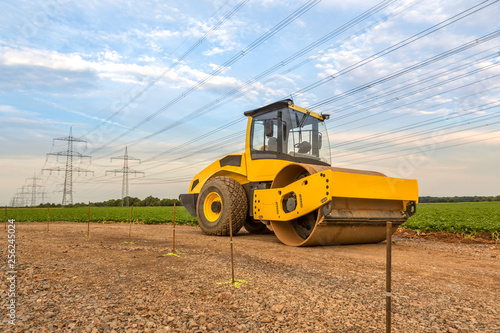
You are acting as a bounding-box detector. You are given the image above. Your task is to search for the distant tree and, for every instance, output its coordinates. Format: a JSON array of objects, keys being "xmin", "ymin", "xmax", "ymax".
[
  {"xmin": 160, "ymin": 198, "xmax": 172, "ymax": 206},
  {"xmin": 142, "ymin": 195, "xmax": 160, "ymax": 206},
  {"xmin": 127, "ymin": 196, "xmax": 142, "ymax": 206},
  {"xmin": 160, "ymin": 198, "xmax": 182, "ymax": 206},
  {"xmin": 104, "ymin": 199, "xmax": 121, "ymax": 207},
  {"xmin": 419, "ymin": 196, "xmax": 500, "ymax": 203}
]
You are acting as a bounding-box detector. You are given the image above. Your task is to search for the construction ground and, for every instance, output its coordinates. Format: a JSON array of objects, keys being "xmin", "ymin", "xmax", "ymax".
[{"xmin": 1, "ymin": 222, "xmax": 499, "ymax": 332}]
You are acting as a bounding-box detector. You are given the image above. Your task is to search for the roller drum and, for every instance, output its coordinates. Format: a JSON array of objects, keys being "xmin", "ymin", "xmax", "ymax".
[{"xmin": 269, "ymin": 164, "xmax": 407, "ymax": 247}]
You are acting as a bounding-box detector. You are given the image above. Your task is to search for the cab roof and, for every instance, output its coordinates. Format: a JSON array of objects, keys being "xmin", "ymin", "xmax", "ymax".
[{"xmin": 243, "ymin": 99, "xmax": 327, "ymax": 121}]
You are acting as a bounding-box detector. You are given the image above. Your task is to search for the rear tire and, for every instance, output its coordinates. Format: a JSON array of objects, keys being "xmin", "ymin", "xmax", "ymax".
[
  {"xmin": 196, "ymin": 176, "xmax": 246, "ymax": 236},
  {"xmin": 244, "ymin": 217, "xmax": 273, "ymax": 234}
]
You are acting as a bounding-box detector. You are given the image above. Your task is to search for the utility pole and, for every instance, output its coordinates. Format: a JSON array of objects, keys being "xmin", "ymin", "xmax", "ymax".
[
  {"xmin": 106, "ymin": 147, "xmax": 144, "ymax": 206},
  {"xmin": 43, "ymin": 127, "xmax": 93, "ymax": 206}
]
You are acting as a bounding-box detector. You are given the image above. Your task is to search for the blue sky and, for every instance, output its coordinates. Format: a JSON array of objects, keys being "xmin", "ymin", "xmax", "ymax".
[{"xmin": 1, "ymin": 0, "xmax": 499, "ymax": 206}]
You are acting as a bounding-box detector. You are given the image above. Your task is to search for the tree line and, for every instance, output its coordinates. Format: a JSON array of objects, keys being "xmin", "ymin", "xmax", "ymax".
[
  {"xmin": 419, "ymin": 195, "xmax": 500, "ymax": 203},
  {"xmin": 37, "ymin": 196, "xmax": 182, "ymax": 208},
  {"xmin": 33, "ymin": 194, "xmax": 500, "ymax": 208}
]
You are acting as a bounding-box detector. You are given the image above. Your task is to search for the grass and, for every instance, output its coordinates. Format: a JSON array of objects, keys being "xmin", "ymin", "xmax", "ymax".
[
  {"xmin": 403, "ymin": 201, "xmax": 500, "ymax": 237},
  {"xmin": 4, "ymin": 202, "xmax": 499, "ymax": 237},
  {"xmin": 3, "ymin": 206, "xmax": 197, "ymax": 225}
]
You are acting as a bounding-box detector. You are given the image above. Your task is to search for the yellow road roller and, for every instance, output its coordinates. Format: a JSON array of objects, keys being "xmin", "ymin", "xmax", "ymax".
[{"xmin": 179, "ymin": 99, "xmax": 418, "ymax": 246}]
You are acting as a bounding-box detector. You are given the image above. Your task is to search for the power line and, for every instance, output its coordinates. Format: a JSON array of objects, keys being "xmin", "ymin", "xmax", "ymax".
[
  {"xmin": 85, "ymin": 0, "xmax": 250, "ymax": 136},
  {"xmin": 329, "ymin": 64, "xmax": 500, "ymax": 131},
  {"xmin": 324, "ymin": 42, "xmax": 500, "ymax": 113},
  {"xmin": 100, "ymin": 0, "xmax": 497, "ymax": 162},
  {"xmin": 119, "ymin": 33, "xmax": 500, "ymax": 175},
  {"xmin": 101, "ymin": 0, "xmax": 411, "ymax": 154},
  {"xmin": 329, "ymin": 82, "xmax": 500, "ymax": 151},
  {"xmin": 90, "ymin": 0, "xmax": 322, "ymax": 155},
  {"xmin": 294, "ymin": 0, "xmax": 500, "ymax": 104},
  {"xmin": 332, "ymin": 103, "xmax": 500, "ymax": 159},
  {"xmin": 88, "ymin": 66, "xmax": 500, "ymax": 185},
  {"xmin": 47, "ymin": 1, "xmax": 500, "ymax": 197},
  {"xmin": 334, "ymin": 125, "xmax": 500, "ymax": 167},
  {"xmin": 309, "ymin": 30, "xmax": 500, "ymax": 111},
  {"xmin": 324, "ymin": 49, "xmax": 500, "ymax": 124}
]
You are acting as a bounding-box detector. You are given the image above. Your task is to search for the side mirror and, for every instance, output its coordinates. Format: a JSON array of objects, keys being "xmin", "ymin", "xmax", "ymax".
[{"xmin": 264, "ymin": 119, "xmax": 274, "ymax": 137}]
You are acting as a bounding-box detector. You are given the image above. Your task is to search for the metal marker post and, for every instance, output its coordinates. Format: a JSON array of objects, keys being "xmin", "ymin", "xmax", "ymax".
[
  {"xmin": 229, "ymin": 214, "xmax": 235, "ymax": 284},
  {"xmin": 47, "ymin": 205, "xmax": 50, "ymax": 232},
  {"xmin": 172, "ymin": 203, "xmax": 176, "ymax": 254},
  {"xmin": 129, "ymin": 205, "xmax": 134, "ymax": 242},
  {"xmin": 386, "ymin": 222, "xmax": 392, "ymax": 333},
  {"xmin": 5, "ymin": 206, "xmax": 7, "ymax": 230},
  {"xmin": 87, "ymin": 202, "xmax": 90, "ymax": 236}
]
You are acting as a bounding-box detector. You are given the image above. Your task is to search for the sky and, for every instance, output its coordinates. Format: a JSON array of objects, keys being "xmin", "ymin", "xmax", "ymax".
[{"xmin": 1, "ymin": 0, "xmax": 499, "ymax": 206}]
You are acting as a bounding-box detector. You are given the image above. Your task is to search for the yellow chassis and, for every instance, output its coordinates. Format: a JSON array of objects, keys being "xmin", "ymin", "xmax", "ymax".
[{"xmin": 253, "ymin": 170, "xmax": 418, "ymax": 221}]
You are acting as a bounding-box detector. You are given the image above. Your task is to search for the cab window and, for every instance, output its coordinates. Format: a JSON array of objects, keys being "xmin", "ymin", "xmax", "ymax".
[{"xmin": 250, "ymin": 111, "xmax": 279, "ymax": 159}]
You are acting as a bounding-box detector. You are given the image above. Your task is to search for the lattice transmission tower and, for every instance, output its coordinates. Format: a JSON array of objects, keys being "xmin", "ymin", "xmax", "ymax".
[
  {"xmin": 106, "ymin": 147, "xmax": 144, "ymax": 206},
  {"xmin": 25, "ymin": 173, "xmax": 46, "ymax": 206},
  {"xmin": 10, "ymin": 186, "xmax": 30, "ymax": 207},
  {"xmin": 43, "ymin": 127, "xmax": 93, "ymax": 206}
]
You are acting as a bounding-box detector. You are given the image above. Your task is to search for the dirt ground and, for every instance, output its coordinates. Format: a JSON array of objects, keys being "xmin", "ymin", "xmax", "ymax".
[{"xmin": 1, "ymin": 222, "xmax": 499, "ymax": 332}]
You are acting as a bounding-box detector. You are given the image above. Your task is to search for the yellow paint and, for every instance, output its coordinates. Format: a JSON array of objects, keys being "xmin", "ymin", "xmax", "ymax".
[
  {"xmin": 216, "ymin": 279, "xmax": 251, "ymax": 289},
  {"xmin": 188, "ymin": 154, "xmax": 249, "ymax": 193},
  {"xmin": 162, "ymin": 252, "xmax": 185, "ymax": 257},
  {"xmin": 203, "ymin": 192, "xmax": 222, "ymax": 222},
  {"xmin": 254, "ymin": 170, "xmax": 418, "ymax": 221},
  {"xmin": 245, "ymin": 158, "xmax": 291, "ymax": 182},
  {"xmin": 289, "ymin": 103, "xmax": 325, "ymax": 121}
]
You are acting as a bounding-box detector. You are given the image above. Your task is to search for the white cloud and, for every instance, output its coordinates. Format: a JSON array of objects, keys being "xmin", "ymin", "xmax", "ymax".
[
  {"xmin": 0, "ymin": 45, "xmax": 157, "ymax": 86},
  {"xmin": 208, "ymin": 63, "xmax": 232, "ymax": 73},
  {"xmin": 0, "ymin": 105, "xmax": 17, "ymax": 113},
  {"xmin": 0, "ymin": 105, "xmax": 37, "ymax": 117},
  {"xmin": 400, "ymin": 1, "xmax": 448, "ymax": 24},
  {"xmin": 132, "ymin": 28, "xmax": 180, "ymax": 41},
  {"xmin": 0, "ymin": 45, "xmax": 247, "ymax": 92},
  {"xmin": 138, "ymin": 55, "xmax": 157, "ymax": 62},
  {"xmin": 99, "ymin": 50, "xmax": 122, "ymax": 62},
  {"xmin": 203, "ymin": 47, "xmax": 229, "ymax": 56},
  {"xmin": 0, "ymin": 115, "xmax": 74, "ymax": 127}
]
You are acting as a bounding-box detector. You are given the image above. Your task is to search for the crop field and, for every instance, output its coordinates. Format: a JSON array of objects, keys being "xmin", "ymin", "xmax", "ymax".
[
  {"xmin": 4, "ymin": 201, "xmax": 499, "ymax": 236},
  {"xmin": 3, "ymin": 206, "xmax": 197, "ymax": 225},
  {"xmin": 404, "ymin": 201, "xmax": 500, "ymax": 236}
]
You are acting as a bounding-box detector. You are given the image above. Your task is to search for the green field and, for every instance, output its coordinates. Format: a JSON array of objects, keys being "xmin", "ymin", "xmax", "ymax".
[
  {"xmin": 403, "ymin": 201, "xmax": 500, "ymax": 236},
  {"xmin": 4, "ymin": 202, "xmax": 500, "ymax": 237},
  {"xmin": 3, "ymin": 206, "xmax": 197, "ymax": 225}
]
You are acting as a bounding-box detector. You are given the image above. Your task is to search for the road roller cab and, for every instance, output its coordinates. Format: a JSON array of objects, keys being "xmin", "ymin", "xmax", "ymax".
[
  {"xmin": 179, "ymin": 100, "xmax": 418, "ymax": 246},
  {"xmin": 244, "ymin": 99, "xmax": 331, "ymax": 169}
]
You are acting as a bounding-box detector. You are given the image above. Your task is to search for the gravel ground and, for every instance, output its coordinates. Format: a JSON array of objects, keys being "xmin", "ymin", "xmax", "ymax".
[{"xmin": 1, "ymin": 222, "xmax": 499, "ymax": 332}]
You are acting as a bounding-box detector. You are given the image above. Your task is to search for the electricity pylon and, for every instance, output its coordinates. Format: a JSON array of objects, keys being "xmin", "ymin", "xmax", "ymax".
[
  {"xmin": 10, "ymin": 187, "xmax": 30, "ymax": 207},
  {"xmin": 43, "ymin": 127, "xmax": 93, "ymax": 206},
  {"xmin": 24, "ymin": 173, "xmax": 45, "ymax": 206},
  {"xmin": 106, "ymin": 147, "xmax": 144, "ymax": 206}
]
